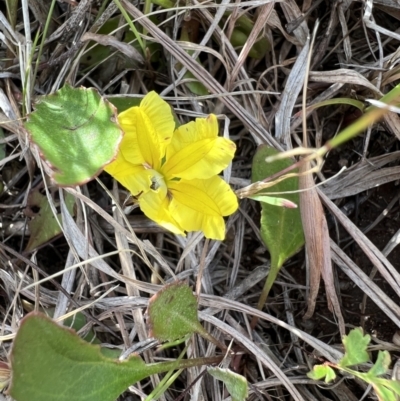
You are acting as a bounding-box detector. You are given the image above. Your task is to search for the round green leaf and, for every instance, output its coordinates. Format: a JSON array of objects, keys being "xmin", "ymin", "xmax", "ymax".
[{"xmin": 24, "ymin": 84, "xmax": 123, "ymax": 186}]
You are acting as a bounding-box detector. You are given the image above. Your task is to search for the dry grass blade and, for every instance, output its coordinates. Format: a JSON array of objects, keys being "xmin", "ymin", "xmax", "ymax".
[
  {"xmin": 201, "ymin": 313, "xmax": 306, "ymax": 401},
  {"xmin": 299, "ymin": 170, "xmax": 320, "ymax": 319},
  {"xmin": 300, "ymin": 25, "xmax": 345, "ymax": 336},
  {"xmin": 320, "ymin": 190, "xmax": 400, "ymax": 299},
  {"xmin": 199, "ymin": 296, "xmax": 343, "ymax": 361},
  {"xmin": 275, "ymin": 38, "xmax": 310, "ymax": 145},
  {"xmin": 321, "ymin": 151, "xmax": 400, "ymax": 199},
  {"xmin": 300, "ymin": 168, "xmax": 345, "ymax": 337},
  {"xmin": 80, "ymin": 32, "xmax": 145, "ymax": 64},
  {"xmin": 229, "ymin": 3, "xmax": 274, "ymax": 87},
  {"xmin": 120, "ymin": 0, "xmax": 283, "ymax": 149},
  {"xmin": 280, "ymin": 0, "xmax": 309, "ymax": 44},
  {"xmin": 330, "ymin": 240, "xmax": 400, "ymax": 328},
  {"xmin": 309, "ymin": 69, "xmax": 381, "ymax": 96},
  {"xmin": 382, "ymin": 111, "xmax": 400, "ymax": 140},
  {"xmin": 363, "ymin": 0, "xmax": 400, "ymax": 42}
]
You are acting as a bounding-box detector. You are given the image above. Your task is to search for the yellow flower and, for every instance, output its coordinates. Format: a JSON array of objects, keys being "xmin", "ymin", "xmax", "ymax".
[{"xmin": 105, "ymin": 91, "xmax": 238, "ymax": 240}]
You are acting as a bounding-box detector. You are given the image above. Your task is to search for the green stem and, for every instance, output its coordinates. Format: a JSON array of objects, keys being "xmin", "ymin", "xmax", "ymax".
[
  {"xmin": 323, "ymin": 83, "xmax": 400, "ymax": 151},
  {"xmin": 113, "ymin": 0, "xmax": 145, "ymax": 53},
  {"xmin": 145, "ymin": 355, "xmax": 223, "ymax": 378},
  {"xmin": 250, "ymin": 262, "xmax": 279, "ymax": 329},
  {"xmin": 195, "ymin": 325, "xmax": 228, "ymax": 353}
]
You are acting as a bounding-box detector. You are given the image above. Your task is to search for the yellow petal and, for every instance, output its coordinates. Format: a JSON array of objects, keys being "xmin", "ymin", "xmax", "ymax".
[
  {"xmin": 118, "ymin": 92, "xmax": 175, "ymax": 169},
  {"xmin": 139, "ymin": 177, "xmax": 185, "ymax": 235},
  {"xmin": 163, "ymin": 114, "xmax": 236, "ymax": 180},
  {"xmin": 168, "ymin": 176, "xmax": 238, "ymax": 240},
  {"xmin": 105, "ymin": 151, "xmax": 154, "ymax": 195},
  {"xmin": 104, "ymin": 149, "xmax": 131, "ymax": 178},
  {"xmin": 117, "ymin": 168, "xmax": 155, "ymax": 196}
]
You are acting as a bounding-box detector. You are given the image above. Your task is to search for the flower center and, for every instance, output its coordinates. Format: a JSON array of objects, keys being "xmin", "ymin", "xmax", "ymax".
[{"xmin": 149, "ymin": 170, "xmax": 166, "ymax": 192}]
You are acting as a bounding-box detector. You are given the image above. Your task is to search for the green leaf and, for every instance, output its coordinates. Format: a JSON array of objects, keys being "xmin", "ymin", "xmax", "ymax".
[
  {"xmin": 147, "ymin": 282, "xmax": 203, "ymax": 342},
  {"xmin": 251, "ymin": 145, "xmax": 304, "ymax": 301},
  {"xmin": 63, "ymin": 312, "xmax": 100, "ymax": 344},
  {"xmin": 324, "ymin": 366, "xmax": 337, "ymax": 382},
  {"xmin": 230, "ymin": 28, "xmax": 270, "ymax": 59},
  {"xmin": 300, "ymin": 98, "xmax": 365, "ymax": 115},
  {"xmin": 10, "ymin": 312, "xmax": 212, "ymax": 401},
  {"xmin": 207, "ymin": 367, "xmax": 248, "ymax": 401},
  {"xmin": 178, "ymin": 27, "xmax": 209, "ymax": 96},
  {"xmin": 25, "ymin": 189, "xmax": 75, "ymax": 252},
  {"xmin": 182, "ymin": 70, "xmax": 209, "ymax": 96},
  {"xmin": 371, "ymin": 379, "xmax": 398, "ymax": 401},
  {"xmin": 307, "ymin": 365, "xmax": 336, "ymax": 382},
  {"xmin": 10, "ymin": 313, "xmax": 151, "ymax": 401},
  {"xmin": 367, "ymin": 351, "xmax": 391, "ymax": 377},
  {"xmin": 375, "ymin": 378, "xmax": 400, "ymax": 398},
  {"xmin": 24, "ymin": 84, "xmax": 123, "ymax": 186},
  {"xmin": 339, "ymin": 328, "xmax": 371, "ymax": 367},
  {"xmin": 42, "ymin": 308, "xmax": 100, "ymax": 344},
  {"xmin": 230, "ymin": 15, "xmax": 270, "ymax": 59},
  {"xmin": 107, "ymin": 96, "xmax": 141, "ymax": 113}
]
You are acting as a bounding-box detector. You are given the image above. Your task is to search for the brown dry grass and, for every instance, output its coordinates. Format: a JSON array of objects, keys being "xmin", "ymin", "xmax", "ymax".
[{"xmin": 1, "ymin": 0, "xmax": 400, "ymax": 400}]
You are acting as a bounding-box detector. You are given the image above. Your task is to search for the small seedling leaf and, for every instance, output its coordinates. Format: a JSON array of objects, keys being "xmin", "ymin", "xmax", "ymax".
[
  {"xmin": 24, "ymin": 84, "xmax": 123, "ymax": 186},
  {"xmin": 339, "ymin": 327, "xmax": 370, "ymax": 367},
  {"xmin": 371, "ymin": 379, "xmax": 399, "ymax": 401},
  {"xmin": 251, "ymin": 145, "xmax": 304, "ymax": 297},
  {"xmin": 9, "ymin": 313, "xmax": 161, "ymax": 401},
  {"xmin": 374, "ymin": 378, "xmax": 400, "ymax": 399},
  {"xmin": 307, "ymin": 365, "xmax": 336, "ymax": 382},
  {"xmin": 147, "ymin": 282, "xmax": 202, "ymax": 342},
  {"xmin": 208, "ymin": 367, "xmax": 248, "ymax": 401},
  {"xmin": 367, "ymin": 351, "xmax": 391, "ymax": 377}
]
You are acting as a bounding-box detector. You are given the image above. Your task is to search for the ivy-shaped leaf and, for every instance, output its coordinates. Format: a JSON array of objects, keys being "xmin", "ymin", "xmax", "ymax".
[
  {"xmin": 307, "ymin": 365, "xmax": 336, "ymax": 383},
  {"xmin": 339, "ymin": 327, "xmax": 370, "ymax": 367},
  {"xmin": 308, "ymin": 328, "xmax": 400, "ymax": 401},
  {"xmin": 371, "ymin": 378, "xmax": 399, "ymax": 401},
  {"xmin": 367, "ymin": 351, "xmax": 391, "ymax": 378}
]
